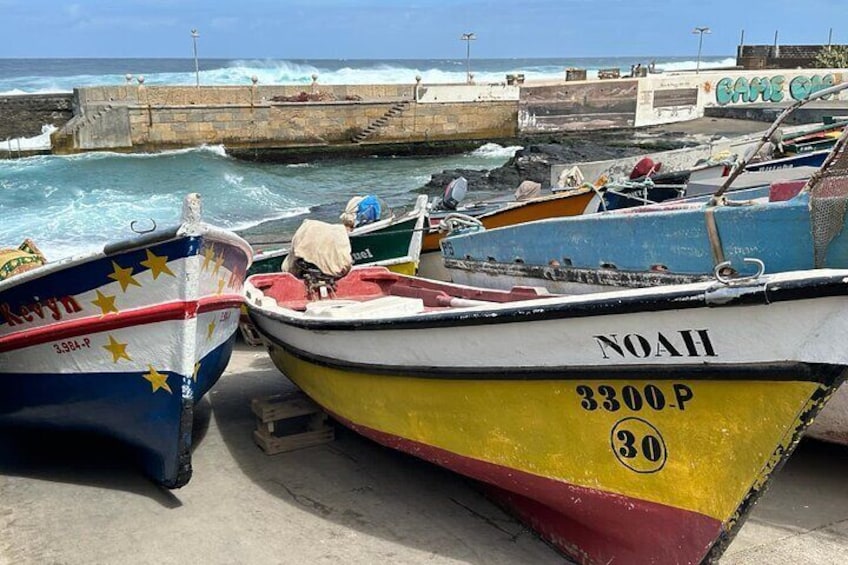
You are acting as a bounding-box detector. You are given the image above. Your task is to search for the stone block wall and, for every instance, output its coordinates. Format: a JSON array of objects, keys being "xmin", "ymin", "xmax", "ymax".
[
  {"xmin": 52, "ymin": 85, "xmax": 517, "ymax": 154},
  {"xmin": 0, "ymin": 94, "xmax": 73, "ymax": 139},
  {"xmin": 76, "ymin": 84, "xmax": 415, "ymax": 109},
  {"xmin": 116, "ymin": 99, "xmax": 516, "ymax": 151},
  {"xmin": 737, "ymin": 44, "xmax": 845, "ymax": 69}
]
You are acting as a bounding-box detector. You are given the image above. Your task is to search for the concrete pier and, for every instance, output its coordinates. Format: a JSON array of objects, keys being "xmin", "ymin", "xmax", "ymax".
[{"xmin": 1, "ymin": 342, "xmax": 846, "ymax": 564}]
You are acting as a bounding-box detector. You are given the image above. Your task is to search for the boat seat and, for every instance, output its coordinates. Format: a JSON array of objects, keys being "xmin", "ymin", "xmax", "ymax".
[{"xmin": 304, "ymin": 295, "xmax": 425, "ymax": 319}]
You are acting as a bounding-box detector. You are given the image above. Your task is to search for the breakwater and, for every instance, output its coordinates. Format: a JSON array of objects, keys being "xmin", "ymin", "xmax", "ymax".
[
  {"xmin": 3, "ymin": 67, "xmax": 846, "ymax": 161},
  {"xmin": 0, "ymin": 93, "xmax": 73, "ymax": 140}
]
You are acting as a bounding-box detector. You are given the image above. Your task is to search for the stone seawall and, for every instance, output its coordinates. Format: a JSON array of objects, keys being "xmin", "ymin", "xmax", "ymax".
[
  {"xmin": 0, "ymin": 93, "xmax": 73, "ymax": 140},
  {"xmin": 51, "ymin": 84, "xmax": 521, "ymax": 159}
]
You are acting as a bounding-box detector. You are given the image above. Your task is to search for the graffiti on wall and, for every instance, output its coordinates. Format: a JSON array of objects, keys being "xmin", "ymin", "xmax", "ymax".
[{"xmin": 715, "ymin": 74, "xmax": 837, "ymax": 105}]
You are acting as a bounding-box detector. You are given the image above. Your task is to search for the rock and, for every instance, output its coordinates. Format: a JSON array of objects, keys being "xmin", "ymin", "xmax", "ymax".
[{"xmin": 422, "ymin": 133, "xmax": 675, "ymax": 198}]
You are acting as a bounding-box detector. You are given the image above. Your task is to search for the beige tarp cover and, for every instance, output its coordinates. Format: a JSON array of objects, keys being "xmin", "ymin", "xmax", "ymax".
[
  {"xmin": 339, "ymin": 196, "xmax": 364, "ymax": 229},
  {"xmin": 514, "ymin": 180, "xmax": 542, "ymax": 201},
  {"xmin": 281, "ymin": 219, "xmax": 352, "ymax": 277}
]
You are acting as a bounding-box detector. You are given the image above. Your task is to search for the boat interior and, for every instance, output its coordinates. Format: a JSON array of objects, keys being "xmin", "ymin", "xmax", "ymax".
[{"xmin": 248, "ymin": 266, "xmax": 552, "ymax": 315}]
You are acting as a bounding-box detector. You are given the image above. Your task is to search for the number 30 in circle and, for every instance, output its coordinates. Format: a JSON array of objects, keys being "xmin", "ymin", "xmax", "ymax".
[{"xmin": 609, "ymin": 417, "xmax": 668, "ymax": 474}]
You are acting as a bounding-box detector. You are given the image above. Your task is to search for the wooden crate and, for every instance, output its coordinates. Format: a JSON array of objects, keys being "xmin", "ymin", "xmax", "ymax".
[{"xmin": 251, "ymin": 392, "xmax": 334, "ymax": 455}]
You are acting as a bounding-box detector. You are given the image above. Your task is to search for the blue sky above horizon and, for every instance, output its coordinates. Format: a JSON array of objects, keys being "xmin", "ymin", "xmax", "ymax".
[{"xmin": 0, "ymin": 0, "xmax": 844, "ymax": 59}]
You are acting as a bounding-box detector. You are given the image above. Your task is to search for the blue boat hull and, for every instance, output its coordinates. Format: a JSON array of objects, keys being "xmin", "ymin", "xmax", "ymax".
[
  {"xmin": 442, "ymin": 191, "xmax": 848, "ymax": 293},
  {"xmin": 0, "ymin": 221, "xmax": 252, "ymax": 487}
]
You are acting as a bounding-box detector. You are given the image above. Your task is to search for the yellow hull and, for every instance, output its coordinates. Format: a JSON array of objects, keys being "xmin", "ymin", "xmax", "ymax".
[{"xmin": 268, "ymin": 344, "xmax": 830, "ymax": 563}]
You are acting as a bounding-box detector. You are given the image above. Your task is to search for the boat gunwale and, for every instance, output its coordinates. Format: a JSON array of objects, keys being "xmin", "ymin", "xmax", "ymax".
[
  {"xmin": 245, "ymin": 269, "xmax": 848, "ymax": 332},
  {"xmin": 0, "ymin": 222, "xmax": 253, "ymax": 292}
]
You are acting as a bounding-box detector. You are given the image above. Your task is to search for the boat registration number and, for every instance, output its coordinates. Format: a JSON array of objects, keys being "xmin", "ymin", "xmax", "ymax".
[
  {"xmin": 52, "ymin": 338, "xmax": 92, "ymax": 354},
  {"xmin": 575, "ymin": 383, "xmax": 693, "ymax": 412}
]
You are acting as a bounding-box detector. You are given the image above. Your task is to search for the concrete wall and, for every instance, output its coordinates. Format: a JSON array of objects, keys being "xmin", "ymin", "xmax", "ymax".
[
  {"xmin": 518, "ymin": 80, "xmax": 639, "ymax": 132},
  {"xmin": 633, "ymin": 68, "xmax": 847, "ymax": 127},
  {"xmin": 416, "ymin": 83, "xmax": 519, "ymax": 103}
]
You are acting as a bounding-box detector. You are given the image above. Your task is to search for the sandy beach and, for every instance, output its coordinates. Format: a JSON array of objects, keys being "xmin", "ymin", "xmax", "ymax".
[{"xmin": 1, "ymin": 341, "xmax": 846, "ymax": 564}]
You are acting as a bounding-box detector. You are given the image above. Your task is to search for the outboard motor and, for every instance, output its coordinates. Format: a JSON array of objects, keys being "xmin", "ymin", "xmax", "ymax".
[
  {"xmin": 281, "ymin": 218, "xmax": 353, "ymax": 299},
  {"xmin": 432, "ymin": 176, "xmax": 468, "ymax": 211},
  {"xmin": 292, "ymin": 258, "xmax": 342, "ymax": 299}
]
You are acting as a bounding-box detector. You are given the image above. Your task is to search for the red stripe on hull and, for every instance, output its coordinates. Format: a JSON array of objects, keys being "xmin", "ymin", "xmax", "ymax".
[
  {"xmin": 331, "ymin": 411, "xmax": 722, "ymax": 565},
  {"xmin": 0, "ymin": 295, "xmax": 243, "ymax": 353}
]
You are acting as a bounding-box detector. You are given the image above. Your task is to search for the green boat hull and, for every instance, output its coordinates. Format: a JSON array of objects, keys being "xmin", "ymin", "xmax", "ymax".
[{"xmin": 248, "ymin": 215, "xmax": 420, "ymax": 276}]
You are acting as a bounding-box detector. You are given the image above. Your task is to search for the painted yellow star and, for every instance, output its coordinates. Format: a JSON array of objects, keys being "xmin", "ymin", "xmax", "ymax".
[
  {"xmin": 103, "ymin": 335, "xmax": 131, "ymax": 363},
  {"xmin": 108, "ymin": 261, "xmax": 141, "ymax": 292},
  {"xmin": 140, "ymin": 249, "xmax": 175, "ymax": 280},
  {"xmin": 212, "ymin": 253, "xmax": 225, "ymax": 276},
  {"xmin": 91, "ymin": 290, "xmax": 119, "ymax": 315},
  {"xmin": 192, "ymin": 361, "xmax": 201, "ymax": 382},
  {"xmin": 217, "ymin": 278, "xmax": 226, "ymax": 295},
  {"xmin": 207, "ymin": 320, "xmax": 216, "ymax": 340},
  {"xmin": 229, "ymin": 266, "xmax": 246, "ymax": 290},
  {"xmin": 142, "ymin": 365, "xmax": 172, "ymax": 394},
  {"xmin": 202, "ymin": 245, "xmax": 216, "ymax": 271}
]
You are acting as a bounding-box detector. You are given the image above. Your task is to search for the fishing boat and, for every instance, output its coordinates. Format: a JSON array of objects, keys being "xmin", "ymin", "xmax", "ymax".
[
  {"xmin": 249, "ymin": 194, "xmax": 428, "ymax": 277},
  {"xmin": 244, "ymin": 264, "xmax": 848, "ymax": 564},
  {"xmin": 419, "ymin": 186, "xmax": 596, "ymax": 279},
  {"xmin": 0, "ymin": 194, "xmax": 253, "ymax": 488},
  {"xmin": 781, "ymin": 118, "xmax": 848, "ymax": 155}
]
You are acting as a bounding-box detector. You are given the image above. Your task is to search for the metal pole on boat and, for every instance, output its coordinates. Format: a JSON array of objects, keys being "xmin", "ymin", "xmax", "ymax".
[
  {"xmin": 693, "ymin": 27, "xmax": 711, "ymax": 74},
  {"xmin": 461, "ymin": 32, "xmax": 476, "ymax": 84},
  {"xmin": 191, "ymin": 29, "xmax": 200, "ymax": 88}
]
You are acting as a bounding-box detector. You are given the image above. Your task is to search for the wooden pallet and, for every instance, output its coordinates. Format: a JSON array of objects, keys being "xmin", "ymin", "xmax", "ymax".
[{"xmin": 251, "ymin": 392, "xmax": 334, "ymax": 455}]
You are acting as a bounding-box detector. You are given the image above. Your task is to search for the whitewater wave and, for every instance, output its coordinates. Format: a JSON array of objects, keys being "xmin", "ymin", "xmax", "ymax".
[
  {"xmin": 0, "ymin": 56, "xmax": 741, "ymax": 93},
  {"xmin": 1, "ymin": 124, "xmax": 57, "ymax": 151},
  {"xmin": 656, "ymin": 57, "xmax": 738, "ymax": 72},
  {"xmin": 471, "ymin": 143, "xmax": 523, "ymax": 159}
]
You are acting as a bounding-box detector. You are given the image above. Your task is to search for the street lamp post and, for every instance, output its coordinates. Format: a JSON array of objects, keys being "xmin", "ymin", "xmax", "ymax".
[
  {"xmin": 460, "ymin": 32, "xmax": 476, "ymax": 84},
  {"xmin": 191, "ymin": 29, "xmax": 200, "ymax": 87},
  {"xmin": 693, "ymin": 26, "xmax": 711, "ymax": 74}
]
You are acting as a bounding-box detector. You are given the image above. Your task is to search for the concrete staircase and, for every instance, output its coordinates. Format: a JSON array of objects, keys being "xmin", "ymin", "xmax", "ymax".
[
  {"xmin": 67, "ymin": 104, "xmax": 116, "ymax": 135},
  {"xmin": 351, "ymin": 100, "xmax": 410, "ymax": 143},
  {"xmin": 53, "ymin": 104, "xmax": 132, "ymax": 153}
]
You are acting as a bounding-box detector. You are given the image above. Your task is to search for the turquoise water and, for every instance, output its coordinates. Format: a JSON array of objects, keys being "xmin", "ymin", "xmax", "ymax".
[{"xmin": 0, "ymin": 143, "xmax": 520, "ymax": 258}]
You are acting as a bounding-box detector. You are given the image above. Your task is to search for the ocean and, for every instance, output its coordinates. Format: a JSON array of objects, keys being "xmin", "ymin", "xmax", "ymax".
[{"xmin": 0, "ymin": 55, "xmax": 734, "ymax": 259}]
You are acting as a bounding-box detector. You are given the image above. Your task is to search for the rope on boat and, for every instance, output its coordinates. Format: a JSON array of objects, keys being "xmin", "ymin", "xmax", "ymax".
[{"xmin": 438, "ymin": 213, "xmax": 484, "ymax": 233}]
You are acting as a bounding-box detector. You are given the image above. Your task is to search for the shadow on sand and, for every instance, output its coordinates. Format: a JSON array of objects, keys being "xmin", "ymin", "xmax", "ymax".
[
  {"xmin": 0, "ymin": 397, "xmax": 215, "ymax": 508},
  {"xmin": 211, "ymin": 342, "xmax": 563, "ymax": 564}
]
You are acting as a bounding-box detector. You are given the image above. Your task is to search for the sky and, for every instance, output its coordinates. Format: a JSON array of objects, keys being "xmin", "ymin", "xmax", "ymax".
[{"xmin": 0, "ymin": 0, "xmax": 844, "ymax": 59}]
